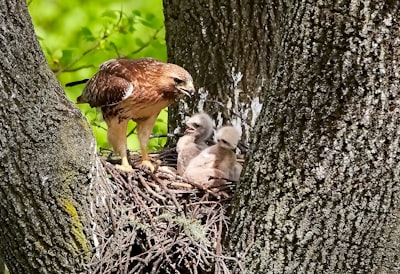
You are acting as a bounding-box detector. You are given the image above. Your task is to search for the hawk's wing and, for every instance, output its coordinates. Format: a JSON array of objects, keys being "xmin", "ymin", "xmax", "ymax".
[{"xmin": 77, "ymin": 59, "xmax": 135, "ymax": 107}]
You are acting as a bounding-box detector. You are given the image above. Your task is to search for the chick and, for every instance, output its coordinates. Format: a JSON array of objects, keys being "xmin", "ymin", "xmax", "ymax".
[
  {"xmin": 230, "ymin": 162, "xmax": 243, "ymax": 182},
  {"xmin": 183, "ymin": 126, "xmax": 242, "ymax": 187},
  {"xmin": 176, "ymin": 113, "xmax": 213, "ymax": 175}
]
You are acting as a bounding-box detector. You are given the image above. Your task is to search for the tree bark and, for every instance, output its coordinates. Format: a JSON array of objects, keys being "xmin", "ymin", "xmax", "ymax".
[
  {"xmin": 0, "ymin": 260, "xmax": 4, "ymax": 274},
  {"xmin": 165, "ymin": 0, "xmax": 400, "ymax": 272},
  {"xmin": 2, "ymin": 0, "xmax": 400, "ymax": 273},
  {"xmin": 0, "ymin": 1, "xmax": 106, "ymax": 272},
  {"xmin": 163, "ymin": 0, "xmax": 273, "ymax": 145},
  {"xmin": 226, "ymin": 1, "xmax": 400, "ymax": 273}
]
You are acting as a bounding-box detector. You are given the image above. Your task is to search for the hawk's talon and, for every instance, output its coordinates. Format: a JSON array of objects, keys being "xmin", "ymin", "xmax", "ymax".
[
  {"xmin": 115, "ymin": 164, "xmax": 134, "ymax": 173},
  {"xmin": 140, "ymin": 160, "xmax": 155, "ymax": 172}
]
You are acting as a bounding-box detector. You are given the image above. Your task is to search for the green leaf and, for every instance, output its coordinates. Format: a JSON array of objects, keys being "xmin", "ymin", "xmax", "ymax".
[
  {"xmin": 78, "ymin": 27, "xmax": 95, "ymax": 41},
  {"xmin": 153, "ymin": 124, "xmax": 160, "ymax": 133},
  {"xmin": 145, "ymin": 13, "xmax": 155, "ymax": 21},
  {"xmin": 132, "ymin": 10, "xmax": 141, "ymax": 17},
  {"xmin": 135, "ymin": 38, "xmax": 145, "ymax": 47},
  {"xmin": 126, "ymin": 16, "xmax": 136, "ymax": 33},
  {"xmin": 59, "ymin": 49, "xmax": 74, "ymax": 66},
  {"xmin": 101, "ymin": 10, "xmax": 118, "ymax": 19},
  {"xmin": 140, "ymin": 19, "xmax": 154, "ymax": 28}
]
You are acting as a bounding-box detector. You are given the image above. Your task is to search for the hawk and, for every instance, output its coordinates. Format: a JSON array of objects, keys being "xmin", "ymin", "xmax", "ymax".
[
  {"xmin": 176, "ymin": 113, "xmax": 213, "ymax": 175},
  {"xmin": 184, "ymin": 126, "xmax": 242, "ymax": 186},
  {"xmin": 77, "ymin": 58, "xmax": 195, "ymax": 172}
]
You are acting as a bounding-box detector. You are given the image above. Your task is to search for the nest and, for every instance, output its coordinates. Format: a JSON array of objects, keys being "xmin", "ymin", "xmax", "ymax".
[{"xmin": 89, "ymin": 148, "xmax": 239, "ymax": 274}]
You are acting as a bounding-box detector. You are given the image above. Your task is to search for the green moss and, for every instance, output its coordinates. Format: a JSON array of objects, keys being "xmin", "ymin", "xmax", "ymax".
[
  {"xmin": 34, "ymin": 240, "xmax": 46, "ymax": 252},
  {"xmin": 156, "ymin": 213, "xmax": 209, "ymax": 244},
  {"xmin": 62, "ymin": 198, "xmax": 90, "ymax": 260}
]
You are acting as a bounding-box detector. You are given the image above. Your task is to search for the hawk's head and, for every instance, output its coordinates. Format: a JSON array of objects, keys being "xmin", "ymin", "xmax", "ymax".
[{"xmin": 157, "ymin": 63, "xmax": 195, "ymax": 98}]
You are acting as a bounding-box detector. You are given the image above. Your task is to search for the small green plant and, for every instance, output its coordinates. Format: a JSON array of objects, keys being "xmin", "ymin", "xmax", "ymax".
[{"xmin": 28, "ymin": 0, "xmax": 168, "ymax": 152}]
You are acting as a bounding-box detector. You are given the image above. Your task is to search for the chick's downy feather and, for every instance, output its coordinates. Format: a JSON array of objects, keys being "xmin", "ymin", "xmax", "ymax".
[
  {"xmin": 183, "ymin": 126, "xmax": 242, "ymax": 186},
  {"xmin": 176, "ymin": 113, "xmax": 213, "ymax": 175}
]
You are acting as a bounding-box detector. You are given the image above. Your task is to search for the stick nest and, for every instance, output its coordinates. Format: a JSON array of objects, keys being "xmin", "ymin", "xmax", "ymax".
[{"xmin": 89, "ymin": 148, "xmax": 239, "ymax": 274}]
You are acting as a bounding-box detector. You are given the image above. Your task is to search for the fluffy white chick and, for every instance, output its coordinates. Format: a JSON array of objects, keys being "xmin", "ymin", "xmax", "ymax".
[
  {"xmin": 184, "ymin": 126, "xmax": 242, "ymax": 187},
  {"xmin": 176, "ymin": 113, "xmax": 213, "ymax": 175}
]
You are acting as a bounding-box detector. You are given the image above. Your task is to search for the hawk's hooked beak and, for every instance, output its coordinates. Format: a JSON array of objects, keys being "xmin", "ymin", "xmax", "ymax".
[{"xmin": 178, "ymin": 82, "xmax": 195, "ymax": 97}]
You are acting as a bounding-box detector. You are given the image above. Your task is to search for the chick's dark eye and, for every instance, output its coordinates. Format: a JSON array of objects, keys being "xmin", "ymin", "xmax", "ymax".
[
  {"xmin": 193, "ymin": 123, "xmax": 200, "ymax": 128},
  {"xmin": 174, "ymin": 77, "xmax": 184, "ymax": 84}
]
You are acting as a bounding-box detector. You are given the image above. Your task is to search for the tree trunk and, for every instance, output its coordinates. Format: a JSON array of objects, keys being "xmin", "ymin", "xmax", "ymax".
[
  {"xmin": 0, "ymin": 1, "xmax": 107, "ymax": 272},
  {"xmin": 226, "ymin": 1, "xmax": 400, "ymax": 273},
  {"xmin": 3, "ymin": 0, "xmax": 400, "ymax": 272},
  {"xmin": 165, "ymin": 0, "xmax": 400, "ymax": 273},
  {"xmin": 163, "ymin": 0, "xmax": 273, "ymax": 145},
  {"xmin": 0, "ymin": 259, "xmax": 4, "ymax": 274}
]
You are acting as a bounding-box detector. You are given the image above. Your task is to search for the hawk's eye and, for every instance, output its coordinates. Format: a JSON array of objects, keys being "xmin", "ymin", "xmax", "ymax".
[
  {"xmin": 218, "ymin": 139, "xmax": 229, "ymax": 145},
  {"xmin": 174, "ymin": 77, "xmax": 184, "ymax": 84}
]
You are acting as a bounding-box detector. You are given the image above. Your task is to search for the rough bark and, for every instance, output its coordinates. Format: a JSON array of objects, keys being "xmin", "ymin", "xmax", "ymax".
[
  {"xmin": 0, "ymin": 260, "xmax": 4, "ymax": 274},
  {"xmin": 227, "ymin": 1, "xmax": 400, "ymax": 273},
  {"xmin": 0, "ymin": 1, "xmax": 106, "ymax": 272},
  {"xmin": 163, "ymin": 0, "xmax": 273, "ymax": 145}
]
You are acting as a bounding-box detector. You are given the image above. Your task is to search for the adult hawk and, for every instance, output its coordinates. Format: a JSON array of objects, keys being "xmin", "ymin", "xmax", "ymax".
[{"xmin": 77, "ymin": 58, "xmax": 195, "ymax": 172}]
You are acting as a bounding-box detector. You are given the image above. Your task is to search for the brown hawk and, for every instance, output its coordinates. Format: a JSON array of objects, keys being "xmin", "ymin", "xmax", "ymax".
[{"xmin": 77, "ymin": 57, "xmax": 195, "ymax": 172}]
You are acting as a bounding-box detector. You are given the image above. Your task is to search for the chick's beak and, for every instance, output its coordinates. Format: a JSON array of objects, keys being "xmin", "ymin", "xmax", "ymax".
[
  {"xmin": 179, "ymin": 81, "xmax": 195, "ymax": 97},
  {"xmin": 184, "ymin": 126, "xmax": 195, "ymax": 134}
]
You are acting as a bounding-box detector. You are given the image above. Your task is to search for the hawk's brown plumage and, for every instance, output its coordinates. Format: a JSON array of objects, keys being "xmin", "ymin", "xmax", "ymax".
[{"xmin": 77, "ymin": 58, "xmax": 195, "ymax": 171}]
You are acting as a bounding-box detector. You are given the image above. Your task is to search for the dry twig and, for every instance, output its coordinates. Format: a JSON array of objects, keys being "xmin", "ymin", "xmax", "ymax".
[{"xmin": 89, "ymin": 149, "xmax": 239, "ymax": 273}]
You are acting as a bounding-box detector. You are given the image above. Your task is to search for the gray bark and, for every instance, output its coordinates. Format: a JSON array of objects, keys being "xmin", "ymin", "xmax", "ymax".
[
  {"xmin": 227, "ymin": 1, "xmax": 400, "ymax": 273},
  {"xmin": 164, "ymin": 0, "xmax": 400, "ymax": 272},
  {"xmin": 2, "ymin": 0, "xmax": 399, "ymax": 273},
  {"xmin": 0, "ymin": 0, "xmax": 106, "ymax": 272},
  {"xmin": 164, "ymin": 1, "xmax": 273, "ymax": 145}
]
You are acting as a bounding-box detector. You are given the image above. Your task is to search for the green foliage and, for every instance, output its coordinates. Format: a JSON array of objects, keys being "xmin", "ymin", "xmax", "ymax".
[{"xmin": 28, "ymin": 0, "xmax": 168, "ymax": 151}]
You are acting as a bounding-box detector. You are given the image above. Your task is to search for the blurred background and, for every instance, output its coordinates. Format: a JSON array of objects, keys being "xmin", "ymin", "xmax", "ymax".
[{"xmin": 28, "ymin": 0, "xmax": 168, "ymax": 152}]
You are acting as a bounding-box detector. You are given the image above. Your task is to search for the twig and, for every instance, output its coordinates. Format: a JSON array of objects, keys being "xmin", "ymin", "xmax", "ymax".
[
  {"xmin": 148, "ymin": 171, "xmax": 183, "ymax": 213},
  {"xmin": 90, "ymin": 149, "xmax": 237, "ymax": 273},
  {"xmin": 170, "ymin": 182, "xmax": 194, "ymax": 189},
  {"xmin": 130, "ymin": 27, "xmax": 163, "ymax": 56},
  {"xmin": 138, "ymin": 174, "xmax": 166, "ymax": 201}
]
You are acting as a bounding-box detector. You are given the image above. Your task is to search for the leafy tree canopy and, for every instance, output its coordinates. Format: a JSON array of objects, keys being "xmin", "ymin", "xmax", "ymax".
[{"xmin": 28, "ymin": 0, "xmax": 168, "ymax": 151}]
